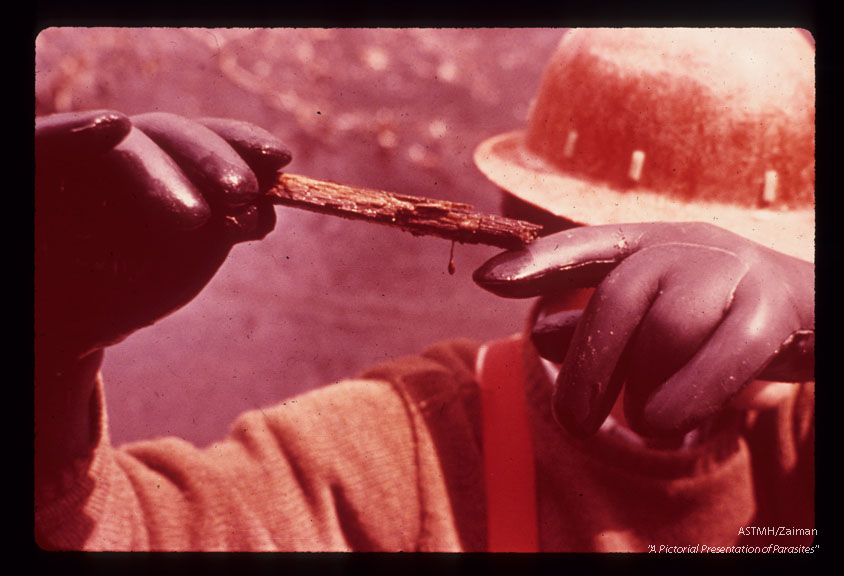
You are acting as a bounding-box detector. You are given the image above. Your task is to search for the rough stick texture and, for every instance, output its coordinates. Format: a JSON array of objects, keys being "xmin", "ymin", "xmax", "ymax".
[{"xmin": 268, "ymin": 173, "xmax": 542, "ymax": 249}]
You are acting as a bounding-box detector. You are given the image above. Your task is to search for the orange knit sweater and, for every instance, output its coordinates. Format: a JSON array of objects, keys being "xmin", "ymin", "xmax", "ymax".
[{"xmin": 34, "ymin": 337, "xmax": 815, "ymax": 551}]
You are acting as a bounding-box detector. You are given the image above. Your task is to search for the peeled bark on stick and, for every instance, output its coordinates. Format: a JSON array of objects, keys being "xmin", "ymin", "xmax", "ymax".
[{"xmin": 267, "ymin": 173, "xmax": 543, "ymax": 249}]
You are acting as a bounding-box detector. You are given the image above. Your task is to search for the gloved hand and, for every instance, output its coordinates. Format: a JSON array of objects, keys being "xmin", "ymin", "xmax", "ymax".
[
  {"xmin": 35, "ymin": 110, "xmax": 292, "ymax": 368},
  {"xmin": 473, "ymin": 222, "xmax": 815, "ymax": 439}
]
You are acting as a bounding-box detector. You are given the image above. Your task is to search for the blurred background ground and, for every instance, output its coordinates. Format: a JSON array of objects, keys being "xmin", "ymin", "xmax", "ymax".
[{"xmin": 35, "ymin": 28, "xmax": 565, "ymax": 447}]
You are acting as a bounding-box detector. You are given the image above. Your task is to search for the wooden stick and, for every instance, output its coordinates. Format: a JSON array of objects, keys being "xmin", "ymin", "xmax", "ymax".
[{"xmin": 267, "ymin": 173, "xmax": 542, "ymax": 249}]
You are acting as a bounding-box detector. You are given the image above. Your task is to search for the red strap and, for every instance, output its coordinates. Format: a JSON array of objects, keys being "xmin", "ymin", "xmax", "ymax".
[{"xmin": 477, "ymin": 336, "xmax": 539, "ymax": 552}]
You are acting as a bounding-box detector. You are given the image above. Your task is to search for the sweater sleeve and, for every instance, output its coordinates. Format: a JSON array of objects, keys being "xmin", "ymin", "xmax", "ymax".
[
  {"xmin": 742, "ymin": 381, "xmax": 815, "ymax": 545},
  {"xmin": 35, "ymin": 373, "xmax": 427, "ymax": 551}
]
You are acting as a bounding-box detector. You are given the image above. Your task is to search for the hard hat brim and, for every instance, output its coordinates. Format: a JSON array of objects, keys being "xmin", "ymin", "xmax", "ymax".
[{"xmin": 474, "ymin": 130, "xmax": 815, "ymax": 262}]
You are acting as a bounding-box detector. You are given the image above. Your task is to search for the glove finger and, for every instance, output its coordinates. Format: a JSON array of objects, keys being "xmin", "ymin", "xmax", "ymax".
[
  {"xmin": 35, "ymin": 110, "xmax": 131, "ymax": 158},
  {"xmin": 551, "ymin": 246, "xmax": 674, "ymax": 437},
  {"xmin": 551, "ymin": 243, "xmax": 749, "ymax": 438},
  {"xmin": 619, "ymin": 249, "xmax": 749, "ymax": 435},
  {"xmin": 196, "ymin": 117, "xmax": 292, "ymax": 185},
  {"xmin": 473, "ymin": 222, "xmax": 748, "ymax": 298},
  {"xmin": 536, "ymin": 316, "xmax": 815, "ymax": 385},
  {"xmin": 637, "ymin": 271, "xmax": 802, "ymax": 436},
  {"xmin": 132, "ymin": 112, "xmax": 259, "ymax": 208},
  {"xmin": 530, "ymin": 309, "xmax": 583, "ymax": 363},
  {"xmin": 217, "ymin": 197, "xmax": 278, "ymax": 244},
  {"xmin": 756, "ymin": 330, "xmax": 814, "ymax": 382},
  {"xmin": 102, "ymin": 127, "xmax": 211, "ymax": 231}
]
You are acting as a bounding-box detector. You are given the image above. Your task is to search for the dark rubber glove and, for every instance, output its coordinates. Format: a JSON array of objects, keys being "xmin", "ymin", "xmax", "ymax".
[
  {"xmin": 474, "ymin": 222, "xmax": 814, "ymax": 439},
  {"xmin": 35, "ymin": 110, "xmax": 292, "ymax": 367}
]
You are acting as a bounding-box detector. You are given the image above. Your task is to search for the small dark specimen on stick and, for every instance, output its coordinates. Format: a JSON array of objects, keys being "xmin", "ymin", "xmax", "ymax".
[{"xmin": 267, "ymin": 173, "xmax": 543, "ymax": 249}]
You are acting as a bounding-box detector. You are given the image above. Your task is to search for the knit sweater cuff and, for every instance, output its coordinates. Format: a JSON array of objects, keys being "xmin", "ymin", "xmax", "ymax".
[{"xmin": 35, "ymin": 374, "xmax": 116, "ymax": 549}]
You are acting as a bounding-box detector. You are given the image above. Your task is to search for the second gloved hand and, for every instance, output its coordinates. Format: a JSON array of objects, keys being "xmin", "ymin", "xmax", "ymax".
[{"xmin": 473, "ymin": 222, "xmax": 815, "ymax": 440}]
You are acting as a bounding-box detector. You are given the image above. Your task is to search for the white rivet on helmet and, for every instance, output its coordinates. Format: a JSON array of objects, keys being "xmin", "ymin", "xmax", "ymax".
[
  {"xmin": 628, "ymin": 150, "xmax": 646, "ymax": 182},
  {"xmin": 563, "ymin": 130, "xmax": 578, "ymax": 158},
  {"xmin": 763, "ymin": 170, "xmax": 779, "ymax": 205}
]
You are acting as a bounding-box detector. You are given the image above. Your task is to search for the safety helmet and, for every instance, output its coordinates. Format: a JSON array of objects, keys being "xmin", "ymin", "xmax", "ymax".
[{"xmin": 474, "ymin": 28, "xmax": 815, "ymax": 262}]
